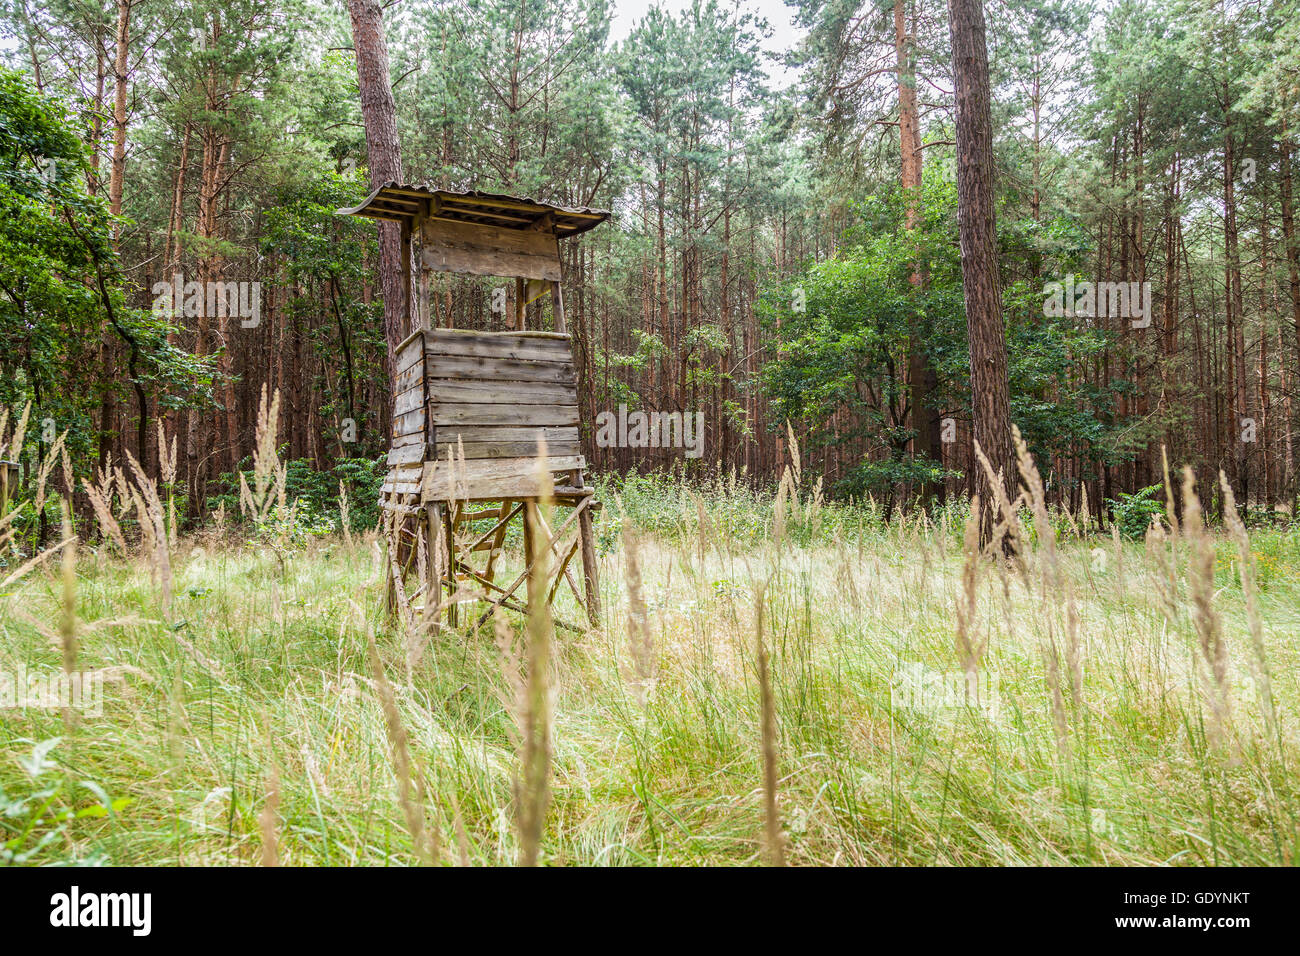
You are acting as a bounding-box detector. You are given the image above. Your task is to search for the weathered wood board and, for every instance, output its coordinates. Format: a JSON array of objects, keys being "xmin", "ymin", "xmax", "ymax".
[
  {"xmin": 419, "ymin": 455, "xmax": 586, "ymax": 501},
  {"xmin": 424, "ymin": 355, "xmax": 575, "ymax": 384},
  {"xmin": 423, "ymin": 329, "xmax": 573, "ymax": 363},
  {"xmin": 385, "ymin": 329, "xmax": 584, "ymax": 492},
  {"xmin": 426, "ymin": 403, "xmax": 579, "ymax": 427},
  {"xmin": 420, "ymin": 219, "xmax": 561, "ymax": 281}
]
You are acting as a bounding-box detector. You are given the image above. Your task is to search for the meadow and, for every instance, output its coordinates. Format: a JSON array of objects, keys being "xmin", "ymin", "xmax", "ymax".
[{"xmin": 1, "ymin": 460, "xmax": 1298, "ymax": 866}]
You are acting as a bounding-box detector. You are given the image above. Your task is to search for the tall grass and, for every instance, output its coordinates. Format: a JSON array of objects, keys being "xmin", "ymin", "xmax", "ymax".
[{"xmin": 0, "ymin": 450, "xmax": 1297, "ymax": 865}]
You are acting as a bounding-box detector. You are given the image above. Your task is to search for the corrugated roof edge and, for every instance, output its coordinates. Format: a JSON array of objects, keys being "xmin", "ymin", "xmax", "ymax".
[{"xmin": 336, "ymin": 183, "xmax": 611, "ymax": 238}]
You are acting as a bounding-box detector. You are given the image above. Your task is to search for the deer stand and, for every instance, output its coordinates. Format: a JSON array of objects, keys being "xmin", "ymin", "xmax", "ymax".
[{"xmin": 340, "ymin": 185, "xmax": 609, "ymax": 631}]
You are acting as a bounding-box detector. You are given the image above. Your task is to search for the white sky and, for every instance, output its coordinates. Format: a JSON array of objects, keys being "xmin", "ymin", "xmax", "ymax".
[
  {"xmin": 607, "ymin": 0, "xmax": 806, "ymax": 87},
  {"xmin": 0, "ymin": 1, "xmax": 809, "ymax": 83}
]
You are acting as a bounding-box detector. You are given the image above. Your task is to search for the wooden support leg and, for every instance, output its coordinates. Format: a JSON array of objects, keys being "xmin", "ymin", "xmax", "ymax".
[
  {"xmin": 483, "ymin": 500, "xmax": 515, "ymax": 584},
  {"xmin": 522, "ymin": 499, "xmax": 536, "ymax": 568},
  {"xmin": 443, "ymin": 505, "xmax": 459, "ymax": 627},
  {"xmin": 425, "ymin": 502, "xmax": 442, "ymax": 622},
  {"xmin": 550, "ymin": 280, "xmax": 566, "ymax": 335},
  {"xmin": 385, "ymin": 546, "xmax": 397, "ymax": 616},
  {"xmin": 573, "ymin": 469, "xmax": 600, "ymax": 627},
  {"xmin": 522, "ymin": 499, "xmax": 550, "ymax": 615}
]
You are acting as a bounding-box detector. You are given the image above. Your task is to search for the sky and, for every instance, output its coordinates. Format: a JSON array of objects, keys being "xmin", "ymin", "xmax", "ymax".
[
  {"xmin": 607, "ymin": 0, "xmax": 807, "ymax": 88},
  {"xmin": 0, "ymin": 0, "xmax": 810, "ymax": 85}
]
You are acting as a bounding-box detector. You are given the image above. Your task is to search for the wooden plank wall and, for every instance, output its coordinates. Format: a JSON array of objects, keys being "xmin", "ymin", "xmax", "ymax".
[
  {"xmin": 382, "ymin": 329, "xmax": 585, "ymax": 499},
  {"xmin": 419, "ymin": 218, "xmax": 561, "ymax": 281}
]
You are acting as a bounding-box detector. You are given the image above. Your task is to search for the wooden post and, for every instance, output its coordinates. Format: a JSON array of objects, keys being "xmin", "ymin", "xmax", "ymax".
[
  {"xmin": 0, "ymin": 461, "xmax": 11, "ymax": 519},
  {"xmin": 522, "ymin": 500, "xmax": 537, "ymax": 611},
  {"xmin": 514, "ymin": 277, "xmax": 526, "ymax": 331},
  {"xmin": 443, "ymin": 505, "xmax": 459, "ymax": 626},
  {"xmin": 400, "ymin": 219, "xmax": 413, "ymax": 340},
  {"xmin": 572, "ymin": 468, "xmax": 599, "ymax": 626},
  {"xmin": 425, "ymin": 502, "xmax": 442, "ymax": 620},
  {"xmin": 550, "ymin": 279, "xmax": 566, "ymax": 335},
  {"xmin": 484, "ymin": 499, "xmax": 512, "ymax": 583}
]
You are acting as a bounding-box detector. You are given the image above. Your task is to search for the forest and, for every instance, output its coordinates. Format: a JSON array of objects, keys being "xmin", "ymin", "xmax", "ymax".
[
  {"xmin": 0, "ymin": 0, "xmax": 1298, "ymax": 873},
  {"xmin": 3, "ymin": 0, "xmax": 1298, "ymax": 521}
]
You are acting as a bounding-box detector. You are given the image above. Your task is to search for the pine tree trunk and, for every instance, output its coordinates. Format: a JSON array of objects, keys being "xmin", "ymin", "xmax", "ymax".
[
  {"xmin": 347, "ymin": 0, "xmax": 406, "ymax": 402},
  {"xmin": 948, "ymin": 0, "xmax": 1012, "ymax": 545},
  {"xmin": 898, "ymin": 0, "xmax": 941, "ymax": 506}
]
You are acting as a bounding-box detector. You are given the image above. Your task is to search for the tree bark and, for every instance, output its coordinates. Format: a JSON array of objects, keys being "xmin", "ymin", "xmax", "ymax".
[
  {"xmin": 897, "ymin": 0, "xmax": 942, "ymax": 506},
  {"xmin": 948, "ymin": 0, "xmax": 1012, "ymax": 545},
  {"xmin": 346, "ymin": 0, "xmax": 406, "ymax": 405}
]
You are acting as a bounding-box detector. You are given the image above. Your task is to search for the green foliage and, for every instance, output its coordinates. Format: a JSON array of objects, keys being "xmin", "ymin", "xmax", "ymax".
[
  {"xmin": 0, "ymin": 738, "xmax": 131, "ymax": 865},
  {"xmin": 1106, "ymin": 484, "xmax": 1165, "ymax": 539},
  {"xmin": 836, "ymin": 456, "xmax": 958, "ymax": 499},
  {"xmin": 212, "ymin": 455, "xmax": 385, "ymax": 535},
  {"xmin": 260, "ymin": 175, "xmax": 387, "ymax": 458},
  {"xmin": 760, "ymin": 176, "xmax": 1134, "ymax": 498},
  {"xmin": 0, "ymin": 67, "xmax": 208, "ymax": 472}
]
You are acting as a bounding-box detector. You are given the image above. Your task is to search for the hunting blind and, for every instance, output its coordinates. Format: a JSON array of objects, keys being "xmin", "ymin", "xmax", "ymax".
[{"xmin": 338, "ymin": 184, "xmax": 610, "ymax": 629}]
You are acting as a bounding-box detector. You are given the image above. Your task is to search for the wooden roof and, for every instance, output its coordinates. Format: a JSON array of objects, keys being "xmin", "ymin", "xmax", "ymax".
[{"xmin": 337, "ymin": 184, "xmax": 610, "ymax": 238}]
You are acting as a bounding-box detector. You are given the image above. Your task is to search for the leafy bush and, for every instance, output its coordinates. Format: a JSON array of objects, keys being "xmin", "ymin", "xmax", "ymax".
[
  {"xmin": 1106, "ymin": 484, "xmax": 1164, "ymax": 539},
  {"xmin": 835, "ymin": 456, "xmax": 958, "ymax": 500},
  {"xmin": 213, "ymin": 454, "xmax": 385, "ymax": 533}
]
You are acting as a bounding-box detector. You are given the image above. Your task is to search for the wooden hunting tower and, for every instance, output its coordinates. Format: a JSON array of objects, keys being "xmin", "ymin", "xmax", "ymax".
[{"xmin": 338, "ymin": 184, "xmax": 610, "ymax": 629}]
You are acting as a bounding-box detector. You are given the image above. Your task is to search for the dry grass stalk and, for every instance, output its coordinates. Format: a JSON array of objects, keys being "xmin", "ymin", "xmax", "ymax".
[
  {"xmin": 158, "ymin": 421, "xmax": 178, "ymax": 485},
  {"xmin": 259, "ymin": 766, "xmax": 281, "ymax": 867},
  {"xmin": 59, "ymin": 446, "xmax": 73, "ymax": 500},
  {"xmin": 83, "ymin": 472, "xmax": 128, "ymax": 555},
  {"xmin": 1144, "ymin": 519, "xmax": 1178, "ymax": 625},
  {"xmin": 786, "ymin": 421, "xmax": 802, "ymax": 490},
  {"xmin": 158, "ymin": 421, "xmax": 178, "ymax": 549},
  {"xmin": 32, "ymin": 428, "xmax": 68, "ymax": 512},
  {"xmin": 505, "ymin": 444, "xmax": 559, "ymax": 865},
  {"xmin": 955, "ymin": 496, "xmax": 989, "ymax": 699},
  {"xmin": 1011, "ymin": 424, "xmax": 1060, "ymax": 594},
  {"xmin": 773, "ymin": 469, "xmax": 790, "ymax": 549},
  {"xmin": 755, "ymin": 588, "xmax": 785, "ymax": 866},
  {"xmin": 0, "ymin": 402, "xmax": 32, "ymax": 461},
  {"xmin": 338, "ymin": 480, "xmax": 354, "ymax": 551},
  {"xmin": 622, "ymin": 527, "xmax": 656, "ymax": 702},
  {"xmin": 515, "ymin": 491, "xmax": 555, "ymax": 866},
  {"xmin": 59, "ymin": 501, "xmax": 78, "ymax": 730},
  {"xmin": 1219, "ymin": 472, "xmax": 1276, "ymax": 737},
  {"xmin": 0, "ymin": 537, "xmax": 73, "ymax": 590},
  {"xmin": 1181, "ymin": 467, "xmax": 1230, "ymax": 748},
  {"xmin": 366, "ymin": 633, "xmax": 437, "ymax": 865},
  {"xmin": 242, "ymin": 384, "xmax": 286, "ymax": 525},
  {"xmin": 128, "ymin": 452, "xmax": 173, "ymax": 619},
  {"xmin": 1012, "ymin": 426, "xmax": 1084, "ymax": 734},
  {"xmin": 0, "ymin": 404, "xmax": 32, "ymax": 549}
]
